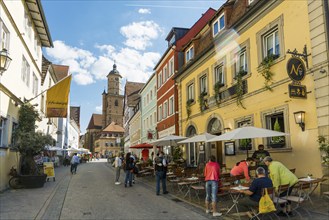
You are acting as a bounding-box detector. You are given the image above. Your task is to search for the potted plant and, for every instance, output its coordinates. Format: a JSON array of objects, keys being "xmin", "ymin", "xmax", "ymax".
[
  {"xmin": 213, "ymin": 81, "xmax": 224, "ymax": 105},
  {"xmin": 198, "ymin": 91, "xmax": 208, "ymax": 112},
  {"xmin": 186, "ymin": 99, "xmax": 194, "ymax": 119},
  {"xmin": 270, "ymin": 118, "xmax": 285, "ymax": 148},
  {"xmin": 13, "ymin": 103, "xmax": 55, "ymax": 188},
  {"xmin": 239, "ymin": 138, "xmax": 252, "ymax": 150},
  {"xmin": 318, "ymin": 136, "xmax": 329, "ymax": 166},
  {"xmin": 258, "ymin": 53, "xmax": 279, "ymax": 91}
]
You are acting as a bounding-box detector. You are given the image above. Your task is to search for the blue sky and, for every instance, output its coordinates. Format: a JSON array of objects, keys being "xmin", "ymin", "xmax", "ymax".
[{"xmin": 42, "ymin": 0, "xmax": 224, "ymax": 133}]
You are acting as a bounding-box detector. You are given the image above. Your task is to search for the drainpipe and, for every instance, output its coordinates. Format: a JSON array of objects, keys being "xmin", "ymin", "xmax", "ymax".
[{"xmin": 324, "ymin": 0, "xmax": 329, "ymax": 54}]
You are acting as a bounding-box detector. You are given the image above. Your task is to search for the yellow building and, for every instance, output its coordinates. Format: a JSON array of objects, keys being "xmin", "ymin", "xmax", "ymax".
[
  {"xmin": 175, "ymin": 0, "xmax": 328, "ymax": 179},
  {"xmin": 94, "ymin": 122, "xmax": 124, "ymax": 157}
]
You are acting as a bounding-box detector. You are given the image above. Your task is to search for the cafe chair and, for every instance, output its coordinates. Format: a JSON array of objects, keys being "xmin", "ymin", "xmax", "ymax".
[
  {"xmin": 272, "ymin": 184, "xmax": 290, "ymax": 217},
  {"xmin": 250, "ymin": 187, "xmax": 279, "ymax": 220},
  {"xmin": 283, "ymin": 182, "xmax": 312, "ymax": 218}
]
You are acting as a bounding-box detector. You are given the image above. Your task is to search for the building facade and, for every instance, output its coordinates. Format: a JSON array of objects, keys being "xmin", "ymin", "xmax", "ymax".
[
  {"xmin": 140, "ymin": 73, "xmax": 157, "ymax": 144},
  {"xmin": 175, "ymin": 0, "xmax": 327, "ymax": 178},
  {"xmin": 0, "ymin": 0, "xmax": 53, "ymax": 191}
]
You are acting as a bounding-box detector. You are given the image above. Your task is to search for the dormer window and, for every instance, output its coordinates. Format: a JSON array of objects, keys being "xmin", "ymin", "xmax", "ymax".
[
  {"xmin": 169, "ymin": 35, "xmax": 175, "ymax": 46},
  {"xmin": 186, "ymin": 46, "xmax": 194, "ymax": 62},
  {"xmin": 213, "ymin": 13, "xmax": 225, "ymax": 37}
]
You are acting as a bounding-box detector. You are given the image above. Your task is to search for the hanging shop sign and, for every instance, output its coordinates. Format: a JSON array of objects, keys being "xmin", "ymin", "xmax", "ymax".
[
  {"xmin": 288, "ymin": 84, "xmax": 307, "ymax": 99},
  {"xmin": 286, "ymin": 57, "xmax": 306, "ymax": 81}
]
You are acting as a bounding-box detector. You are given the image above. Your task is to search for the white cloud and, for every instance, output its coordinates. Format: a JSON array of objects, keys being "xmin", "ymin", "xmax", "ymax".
[
  {"xmin": 45, "ymin": 20, "xmax": 162, "ymax": 86},
  {"xmin": 120, "ymin": 21, "xmax": 163, "ymax": 50},
  {"xmin": 138, "ymin": 8, "xmax": 151, "ymax": 14},
  {"xmin": 95, "ymin": 105, "xmax": 102, "ymax": 113}
]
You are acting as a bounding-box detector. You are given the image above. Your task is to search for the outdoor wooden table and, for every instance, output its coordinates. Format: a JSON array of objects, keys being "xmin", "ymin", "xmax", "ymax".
[
  {"xmin": 225, "ymin": 183, "xmax": 250, "ymax": 219},
  {"xmin": 177, "ymin": 177, "xmax": 201, "ymax": 200},
  {"xmin": 298, "ymin": 177, "xmax": 325, "ymax": 204}
]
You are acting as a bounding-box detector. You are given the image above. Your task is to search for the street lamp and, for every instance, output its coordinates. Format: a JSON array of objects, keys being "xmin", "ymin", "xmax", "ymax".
[
  {"xmin": 293, "ymin": 111, "xmax": 305, "ymax": 131},
  {"xmin": 0, "ymin": 49, "xmax": 12, "ymax": 75}
]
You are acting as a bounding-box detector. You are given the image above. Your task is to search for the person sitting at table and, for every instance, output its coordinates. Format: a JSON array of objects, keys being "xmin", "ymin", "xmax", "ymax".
[
  {"xmin": 239, "ymin": 167, "xmax": 273, "ymax": 217},
  {"xmin": 204, "ymin": 155, "xmax": 222, "ymax": 217},
  {"xmin": 252, "ymin": 144, "xmax": 270, "ymax": 173},
  {"xmin": 230, "ymin": 157, "xmax": 254, "ymax": 183},
  {"xmin": 263, "ymin": 156, "xmax": 298, "ymax": 216}
]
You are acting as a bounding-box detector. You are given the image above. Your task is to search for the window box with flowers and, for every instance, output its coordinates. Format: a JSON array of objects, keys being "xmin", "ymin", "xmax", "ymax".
[
  {"xmin": 186, "ymin": 99, "xmax": 194, "ymax": 119},
  {"xmin": 198, "ymin": 91, "xmax": 208, "ymax": 112}
]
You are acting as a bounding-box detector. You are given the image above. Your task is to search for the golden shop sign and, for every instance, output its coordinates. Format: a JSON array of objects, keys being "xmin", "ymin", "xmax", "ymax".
[{"xmin": 286, "ymin": 57, "xmax": 306, "ymax": 82}]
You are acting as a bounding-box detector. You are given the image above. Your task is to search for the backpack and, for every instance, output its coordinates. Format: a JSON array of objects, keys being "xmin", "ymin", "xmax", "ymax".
[{"xmin": 155, "ymin": 156, "xmax": 164, "ymax": 171}]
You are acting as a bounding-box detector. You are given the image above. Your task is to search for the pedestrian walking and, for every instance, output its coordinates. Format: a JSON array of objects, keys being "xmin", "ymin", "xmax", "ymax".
[
  {"xmin": 154, "ymin": 151, "xmax": 168, "ymax": 195},
  {"xmin": 130, "ymin": 153, "xmax": 136, "ymax": 184},
  {"xmin": 124, "ymin": 152, "xmax": 134, "ymax": 187},
  {"xmin": 204, "ymin": 155, "xmax": 222, "ymax": 217},
  {"xmin": 113, "ymin": 153, "xmax": 122, "ymax": 185},
  {"xmin": 70, "ymin": 153, "xmax": 79, "ymax": 174}
]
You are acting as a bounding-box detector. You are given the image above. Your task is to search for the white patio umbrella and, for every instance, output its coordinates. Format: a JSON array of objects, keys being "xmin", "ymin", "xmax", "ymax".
[
  {"xmin": 178, "ymin": 132, "xmax": 217, "ymax": 144},
  {"xmin": 150, "ymin": 134, "xmax": 187, "ymax": 146},
  {"xmin": 207, "ymin": 126, "xmax": 289, "ymax": 142}
]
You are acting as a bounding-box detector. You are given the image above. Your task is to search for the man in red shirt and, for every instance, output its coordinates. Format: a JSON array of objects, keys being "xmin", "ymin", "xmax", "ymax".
[{"xmin": 204, "ymin": 155, "xmax": 222, "ymax": 217}]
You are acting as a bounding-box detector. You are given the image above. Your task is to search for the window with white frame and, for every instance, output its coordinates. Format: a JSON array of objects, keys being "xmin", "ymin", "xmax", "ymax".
[
  {"xmin": 163, "ymin": 65, "xmax": 168, "ymax": 82},
  {"xmin": 200, "ymin": 75, "xmax": 207, "ymax": 94},
  {"xmin": 32, "ymin": 72, "xmax": 38, "ymax": 96},
  {"xmin": 236, "ymin": 119, "xmax": 252, "ymax": 150},
  {"xmin": 158, "ymin": 71, "xmax": 163, "ymax": 88},
  {"xmin": 150, "ymin": 115, "xmax": 153, "ymax": 127},
  {"xmin": 169, "ymin": 57, "xmax": 174, "ymax": 76},
  {"xmin": 187, "ymin": 83, "xmax": 194, "ymax": 101},
  {"xmin": 24, "ymin": 11, "xmax": 32, "ymax": 39},
  {"xmin": 264, "ymin": 29, "xmax": 280, "ymax": 57},
  {"xmin": 147, "ymin": 94, "xmax": 149, "ymax": 105},
  {"xmin": 153, "ymin": 112, "xmax": 156, "ymax": 124},
  {"xmin": 235, "ymin": 48, "xmax": 248, "ymax": 77},
  {"xmin": 163, "ymin": 101, "xmax": 168, "ymax": 119},
  {"xmin": 0, "ymin": 19, "xmax": 10, "ymax": 50},
  {"xmin": 214, "ymin": 64, "xmax": 224, "ymax": 85},
  {"xmin": 146, "ymin": 117, "xmax": 149, "ymax": 129},
  {"xmin": 265, "ymin": 112, "xmax": 286, "ymax": 147},
  {"xmin": 158, "ymin": 105, "xmax": 162, "ymax": 121},
  {"xmin": 11, "ymin": 121, "xmax": 18, "ymax": 147},
  {"xmin": 169, "ymin": 96, "xmax": 174, "ymax": 116},
  {"xmin": 150, "ymin": 90, "xmax": 153, "ymax": 100},
  {"xmin": 21, "ymin": 56, "xmax": 30, "ymax": 87},
  {"xmin": 186, "ymin": 46, "xmax": 194, "ymax": 62},
  {"xmin": 41, "ymin": 94, "xmax": 45, "ymax": 113},
  {"xmin": 213, "ymin": 13, "xmax": 225, "ymax": 36},
  {"xmin": 0, "ymin": 117, "xmax": 8, "ymax": 147}
]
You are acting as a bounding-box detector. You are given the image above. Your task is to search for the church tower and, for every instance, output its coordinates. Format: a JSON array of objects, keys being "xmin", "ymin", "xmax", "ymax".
[{"xmin": 102, "ymin": 63, "xmax": 124, "ymax": 128}]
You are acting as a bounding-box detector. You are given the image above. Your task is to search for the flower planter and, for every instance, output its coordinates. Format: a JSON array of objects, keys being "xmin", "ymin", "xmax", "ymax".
[
  {"xmin": 269, "ymin": 143, "xmax": 285, "ymax": 148},
  {"xmin": 20, "ymin": 174, "xmax": 47, "ymax": 188}
]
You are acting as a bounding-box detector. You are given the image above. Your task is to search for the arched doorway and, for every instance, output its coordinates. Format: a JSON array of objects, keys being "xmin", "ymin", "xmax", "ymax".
[
  {"xmin": 186, "ymin": 125, "xmax": 197, "ymax": 167},
  {"xmin": 207, "ymin": 117, "xmax": 224, "ymax": 165}
]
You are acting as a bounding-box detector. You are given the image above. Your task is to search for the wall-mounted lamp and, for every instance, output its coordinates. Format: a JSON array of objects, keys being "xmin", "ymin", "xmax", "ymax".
[
  {"xmin": 223, "ymin": 127, "xmax": 231, "ymax": 133},
  {"xmin": 0, "ymin": 49, "xmax": 12, "ymax": 75},
  {"xmin": 293, "ymin": 111, "xmax": 305, "ymax": 131}
]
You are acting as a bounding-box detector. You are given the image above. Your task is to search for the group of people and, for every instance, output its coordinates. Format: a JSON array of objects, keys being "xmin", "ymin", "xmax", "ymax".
[
  {"xmin": 112, "ymin": 151, "xmax": 169, "ymax": 197},
  {"xmin": 204, "ymin": 144, "xmax": 298, "ymax": 217}
]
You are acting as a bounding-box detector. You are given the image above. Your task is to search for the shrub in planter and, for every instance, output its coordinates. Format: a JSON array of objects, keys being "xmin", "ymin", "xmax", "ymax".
[{"xmin": 13, "ymin": 103, "xmax": 55, "ymax": 185}]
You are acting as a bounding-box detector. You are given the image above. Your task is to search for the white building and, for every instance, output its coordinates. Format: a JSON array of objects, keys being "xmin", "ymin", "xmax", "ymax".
[{"xmin": 0, "ymin": 0, "xmax": 53, "ymax": 191}]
